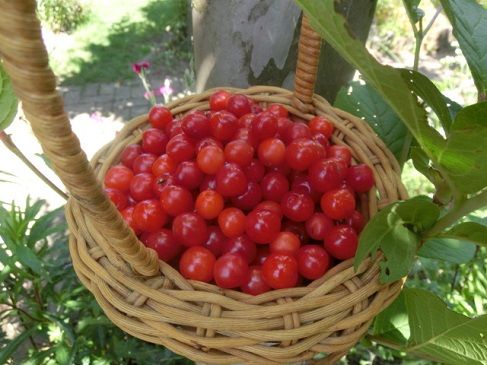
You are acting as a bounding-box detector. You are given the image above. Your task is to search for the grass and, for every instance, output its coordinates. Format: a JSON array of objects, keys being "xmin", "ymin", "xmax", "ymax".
[{"xmin": 48, "ymin": 0, "xmax": 190, "ymax": 85}]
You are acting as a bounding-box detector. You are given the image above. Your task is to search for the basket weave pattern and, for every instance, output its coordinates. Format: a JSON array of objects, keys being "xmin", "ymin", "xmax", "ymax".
[
  {"xmin": 0, "ymin": 2, "xmax": 407, "ymax": 364},
  {"xmin": 67, "ymin": 87, "xmax": 407, "ymax": 364}
]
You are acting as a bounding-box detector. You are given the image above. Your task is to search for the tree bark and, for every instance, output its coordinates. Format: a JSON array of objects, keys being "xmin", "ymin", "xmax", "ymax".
[{"xmin": 192, "ymin": 0, "xmax": 377, "ymax": 103}]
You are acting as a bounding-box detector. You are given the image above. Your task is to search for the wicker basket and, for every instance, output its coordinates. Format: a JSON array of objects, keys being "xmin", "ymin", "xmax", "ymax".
[{"xmin": 0, "ymin": 2, "xmax": 407, "ymax": 364}]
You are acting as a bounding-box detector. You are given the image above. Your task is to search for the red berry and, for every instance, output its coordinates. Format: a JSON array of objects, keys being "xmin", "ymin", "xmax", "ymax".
[
  {"xmin": 202, "ymin": 226, "xmax": 227, "ymax": 257},
  {"xmin": 251, "ymin": 111, "xmax": 277, "ymax": 141},
  {"xmin": 195, "ymin": 137, "xmax": 223, "ymax": 153},
  {"xmin": 308, "ymin": 158, "xmax": 342, "ymax": 193},
  {"xmin": 132, "ymin": 153, "xmax": 157, "ymax": 174},
  {"xmin": 324, "ymin": 225, "xmax": 358, "ymax": 260},
  {"xmin": 270, "ymin": 232, "xmax": 301, "ymax": 256},
  {"xmin": 255, "ymin": 200, "xmax": 282, "ymax": 217},
  {"xmin": 165, "ymin": 118, "xmax": 183, "ymax": 138},
  {"xmin": 133, "ymin": 199, "xmax": 167, "ymax": 233},
  {"xmin": 181, "ymin": 112, "xmax": 211, "ymax": 139},
  {"xmin": 142, "ymin": 128, "xmax": 168, "ymax": 155},
  {"xmin": 282, "ymin": 220, "xmax": 310, "ymax": 245},
  {"xmin": 130, "ymin": 173, "xmax": 155, "ymax": 201},
  {"xmin": 179, "ymin": 246, "xmax": 216, "ymax": 282},
  {"xmin": 166, "ymin": 134, "xmax": 195, "ymax": 164},
  {"xmin": 224, "ymin": 140, "xmax": 254, "ymax": 167},
  {"xmin": 226, "ymin": 94, "xmax": 252, "ymax": 117},
  {"xmin": 346, "ymin": 164, "xmax": 375, "ymax": 193},
  {"xmin": 172, "ymin": 212, "xmax": 208, "ymax": 247},
  {"xmin": 105, "ymin": 188, "xmax": 128, "ymax": 210},
  {"xmin": 246, "ymin": 209, "xmax": 281, "ymax": 244},
  {"xmin": 243, "ymin": 159, "xmax": 266, "ymax": 183},
  {"xmin": 291, "ymin": 174, "xmax": 320, "ymax": 202},
  {"xmin": 160, "ymin": 185, "xmax": 193, "ymax": 216},
  {"xmin": 345, "ymin": 210, "xmax": 366, "ymax": 233},
  {"xmin": 238, "ymin": 113, "xmax": 256, "ymax": 128},
  {"xmin": 286, "ymin": 138, "xmax": 320, "ymax": 171},
  {"xmin": 200, "ymin": 175, "xmax": 217, "ymax": 191},
  {"xmin": 260, "ymin": 172, "xmax": 289, "ymax": 202},
  {"xmin": 321, "ymin": 188, "xmax": 356, "ymax": 220},
  {"xmin": 173, "ymin": 161, "xmax": 203, "ymax": 190},
  {"xmin": 309, "ymin": 116, "xmax": 334, "ymax": 138},
  {"xmin": 305, "ymin": 213, "xmax": 334, "ymax": 240},
  {"xmin": 152, "ymin": 154, "xmax": 176, "ymax": 177},
  {"xmin": 210, "ymin": 111, "xmax": 238, "ymax": 141},
  {"xmin": 143, "ymin": 229, "xmax": 181, "ymax": 262},
  {"xmin": 148, "ymin": 106, "xmax": 173, "ymax": 129},
  {"xmin": 276, "ymin": 117, "xmax": 293, "ymax": 138},
  {"xmin": 328, "ymin": 145, "xmax": 352, "ymax": 166},
  {"xmin": 210, "ymin": 90, "xmax": 231, "ymax": 111},
  {"xmin": 297, "ymin": 245, "xmax": 330, "ymax": 280},
  {"xmin": 215, "ymin": 163, "xmax": 248, "ymax": 197},
  {"xmin": 222, "ymin": 235, "xmax": 257, "ymax": 263},
  {"xmin": 241, "ymin": 266, "xmax": 271, "ymax": 295},
  {"xmin": 262, "ymin": 254, "xmax": 299, "ymax": 289},
  {"xmin": 120, "ymin": 144, "xmax": 142, "ymax": 169},
  {"xmin": 218, "ymin": 207, "xmax": 246, "ymax": 238},
  {"xmin": 282, "ymin": 123, "xmax": 311, "ymax": 144},
  {"xmin": 214, "ymin": 254, "xmax": 250, "ymax": 289},
  {"xmin": 105, "ymin": 165, "xmax": 134, "ymax": 192},
  {"xmin": 196, "ymin": 145, "xmax": 224, "ymax": 175},
  {"xmin": 195, "ymin": 190, "xmax": 224, "ymax": 220},
  {"xmin": 281, "ymin": 191, "xmax": 314, "ymax": 222},
  {"xmin": 121, "ymin": 206, "xmax": 140, "ymax": 234},
  {"xmin": 252, "ymin": 245, "xmax": 270, "ymax": 265},
  {"xmin": 231, "ymin": 182, "xmax": 262, "ymax": 211},
  {"xmin": 258, "ymin": 138, "xmax": 286, "ymax": 167},
  {"xmin": 267, "ymin": 104, "xmax": 288, "ymax": 118}
]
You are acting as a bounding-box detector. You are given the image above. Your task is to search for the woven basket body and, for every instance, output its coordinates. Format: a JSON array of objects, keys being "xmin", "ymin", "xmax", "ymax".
[{"xmin": 0, "ymin": 2, "xmax": 407, "ymax": 364}]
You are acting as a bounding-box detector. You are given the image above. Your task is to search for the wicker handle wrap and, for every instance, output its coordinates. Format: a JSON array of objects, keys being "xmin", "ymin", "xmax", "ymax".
[
  {"xmin": 0, "ymin": 0, "xmax": 159, "ymax": 276},
  {"xmin": 292, "ymin": 16, "xmax": 322, "ymax": 114}
]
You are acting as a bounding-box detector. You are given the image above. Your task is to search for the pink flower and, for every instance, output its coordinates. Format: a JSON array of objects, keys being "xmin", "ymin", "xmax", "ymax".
[
  {"xmin": 159, "ymin": 78, "xmax": 174, "ymax": 102},
  {"xmin": 131, "ymin": 60, "xmax": 150, "ymax": 74}
]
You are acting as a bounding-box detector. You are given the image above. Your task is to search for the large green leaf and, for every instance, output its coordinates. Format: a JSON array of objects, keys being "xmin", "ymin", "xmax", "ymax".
[
  {"xmin": 334, "ymin": 81, "xmax": 407, "ymax": 161},
  {"xmin": 354, "ymin": 197, "xmax": 439, "ymax": 283},
  {"xmin": 438, "ymin": 222, "xmax": 487, "ymax": 247},
  {"xmin": 436, "ymin": 102, "xmax": 487, "ymax": 194},
  {"xmin": 400, "ymin": 69, "xmax": 453, "ymax": 133},
  {"xmin": 402, "ymin": 0, "xmax": 423, "ymax": 24},
  {"xmin": 441, "ymin": 0, "xmax": 487, "ymax": 94},
  {"xmin": 296, "ymin": 0, "xmax": 446, "ymax": 163},
  {"xmin": 404, "ymin": 289, "xmax": 487, "ymax": 364},
  {"xmin": 0, "ymin": 63, "xmax": 18, "ymax": 131},
  {"xmin": 419, "ymin": 238, "xmax": 476, "ymax": 263},
  {"xmin": 373, "ymin": 288, "xmax": 487, "ymax": 365}
]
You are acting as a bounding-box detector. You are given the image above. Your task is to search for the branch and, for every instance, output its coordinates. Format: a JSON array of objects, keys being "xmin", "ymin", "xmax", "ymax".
[{"xmin": 0, "ymin": 131, "xmax": 68, "ymax": 200}]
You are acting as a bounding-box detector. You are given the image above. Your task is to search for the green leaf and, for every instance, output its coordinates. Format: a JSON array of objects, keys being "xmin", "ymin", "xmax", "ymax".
[
  {"xmin": 372, "ymin": 291, "xmax": 410, "ymax": 346},
  {"xmin": 296, "ymin": 0, "xmax": 446, "ymax": 164},
  {"xmin": 354, "ymin": 197, "xmax": 439, "ymax": 283},
  {"xmin": 27, "ymin": 206, "xmax": 65, "ymax": 247},
  {"xmin": 400, "ymin": 69, "xmax": 453, "ymax": 133},
  {"xmin": 419, "ymin": 238, "xmax": 476, "ymax": 263},
  {"xmin": 440, "ymin": 0, "xmax": 487, "ymax": 94},
  {"xmin": 0, "ymin": 327, "xmax": 37, "ymax": 364},
  {"xmin": 444, "ymin": 96, "xmax": 463, "ymax": 121},
  {"xmin": 335, "ymin": 81, "xmax": 408, "ymax": 161},
  {"xmin": 372, "ymin": 288, "xmax": 487, "ymax": 365},
  {"xmin": 438, "ymin": 222, "xmax": 487, "ymax": 247},
  {"xmin": 404, "ymin": 289, "xmax": 487, "ymax": 364},
  {"xmin": 16, "ymin": 244, "xmax": 44, "ymax": 274},
  {"xmin": 0, "ymin": 63, "xmax": 18, "ymax": 131},
  {"xmin": 354, "ymin": 203, "xmax": 418, "ymax": 283},
  {"xmin": 436, "ymin": 102, "xmax": 487, "ymax": 194},
  {"xmin": 395, "ymin": 196, "xmax": 440, "ymax": 232}
]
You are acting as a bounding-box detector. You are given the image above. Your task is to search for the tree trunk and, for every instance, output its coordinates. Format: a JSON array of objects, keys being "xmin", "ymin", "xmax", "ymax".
[{"xmin": 192, "ymin": 0, "xmax": 377, "ymax": 103}]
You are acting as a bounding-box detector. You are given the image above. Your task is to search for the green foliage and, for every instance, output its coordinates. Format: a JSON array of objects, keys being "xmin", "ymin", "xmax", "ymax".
[
  {"xmin": 0, "ymin": 199, "xmax": 191, "ymax": 364},
  {"xmin": 354, "ymin": 197, "xmax": 439, "ymax": 283},
  {"xmin": 0, "ymin": 62, "xmax": 18, "ymax": 132},
  {"xmin": 373, "ymin": 289, "xmax": 487, "ymax": 365},
  {"xmin": 37, "ymin": 0, "xmax": 87, "ymax": 34},
  {"xmin": 335, "ymin": 81, "xmax": 408, "ymax": 162},
  {"xmin": 418, "ymin": 238, "xmax": 476, "ymax": 264},
  {"xmin": 440, "ymin": 0, "xmax": 487, "ymax": 95}
]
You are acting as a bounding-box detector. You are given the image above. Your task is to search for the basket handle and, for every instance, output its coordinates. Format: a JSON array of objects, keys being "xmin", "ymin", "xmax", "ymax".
[
  {"xmin": 292, "ymin": 15, "xmax": 322, "ymax": 114},
  {"xmin": 0, "ymin": 0, "xmax": 159, "ymax": 276}
]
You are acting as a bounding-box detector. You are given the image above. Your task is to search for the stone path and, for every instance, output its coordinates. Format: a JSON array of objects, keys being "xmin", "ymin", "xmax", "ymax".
[{"xmin": 59, "ymin": 77, "xmax": 185, "ymax": 121}]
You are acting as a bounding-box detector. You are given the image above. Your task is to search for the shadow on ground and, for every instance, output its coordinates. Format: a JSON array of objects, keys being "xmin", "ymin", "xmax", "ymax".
[{"xmin": 62, "ymin": 0, "xmax": 191, "ymax": 85}]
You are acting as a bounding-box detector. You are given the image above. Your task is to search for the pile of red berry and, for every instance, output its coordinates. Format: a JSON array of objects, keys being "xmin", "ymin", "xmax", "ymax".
[{"xmin": 103, "ymin": 91, "xmax": 375, "ymax": 295}]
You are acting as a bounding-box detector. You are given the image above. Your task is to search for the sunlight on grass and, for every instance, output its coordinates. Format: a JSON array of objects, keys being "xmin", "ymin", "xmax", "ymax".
[{"xmin": 48, "ymin": 0, "xmax": 189, "ymax": 85}]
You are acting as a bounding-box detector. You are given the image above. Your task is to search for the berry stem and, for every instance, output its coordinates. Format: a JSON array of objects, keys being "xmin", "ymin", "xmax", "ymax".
[
  {"xmin": 0, "ymin": 131, "xmax": 68, "ymax": 200},
  {"xmin": 138, "ymin": 69, "xmax": 157, "ymax": 106}
]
